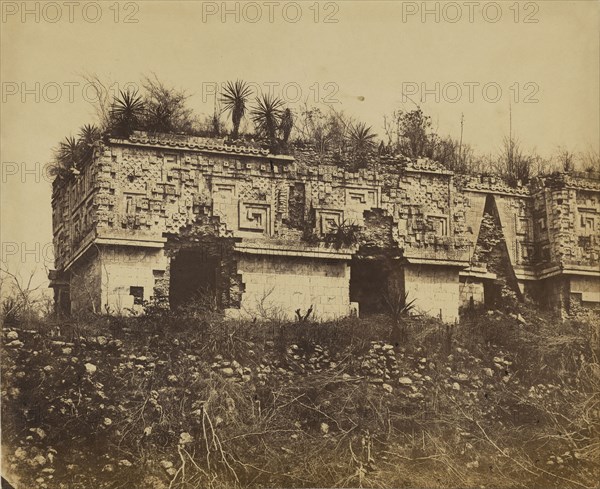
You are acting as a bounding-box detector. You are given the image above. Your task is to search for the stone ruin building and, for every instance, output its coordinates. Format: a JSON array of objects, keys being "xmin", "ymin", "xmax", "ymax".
[{"xmin": 49, "ymin": 131, "xmax": 600, "ymax": 323}]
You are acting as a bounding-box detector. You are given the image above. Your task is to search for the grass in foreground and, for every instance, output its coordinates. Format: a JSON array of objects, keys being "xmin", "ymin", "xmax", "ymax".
[{"xmin": 1, "ymin": 307, "xmax": 599, "ymax": 488}]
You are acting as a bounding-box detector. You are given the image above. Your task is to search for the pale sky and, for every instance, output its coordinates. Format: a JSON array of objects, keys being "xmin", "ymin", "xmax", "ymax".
[{"xmin": 1, "ymin": 0, "xmax": 599, "ymax": 291}]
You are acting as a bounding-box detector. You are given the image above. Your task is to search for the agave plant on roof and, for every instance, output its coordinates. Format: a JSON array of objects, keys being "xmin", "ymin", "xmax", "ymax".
[
  {"xmin": 146, "ymin": 103, "xmax": 174, "ymax": 134},
  {"xmin": 110, "ymin": 89, "xmax": 145, "ymax": 138},
  {"xmin": 78, "ymin": 124, "xmax": 101, "ymax": 165},
  {"xmin": 251, "ymin": 93, "xmax": 285, "ymax": 143},
  {"xmin": 220, "ymin": 80, "xmax": 253, "ymax": 140},
  {"xmin": 349, "ymin": 121, "xmax": 377, "ymax": 154},
  {"xmin": 48, "ymin": 135, "xmax": 80, "ymax": 181}
]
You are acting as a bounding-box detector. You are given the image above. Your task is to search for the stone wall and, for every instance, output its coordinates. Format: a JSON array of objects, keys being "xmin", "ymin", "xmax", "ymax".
[
  {"xmin": 570, "ymin": 275, "xmax": 600, "ymax": 307},
  {"xmin": 99, "ymin": 246, "xmax": 167, "ymax": 315},
  {"xmin": 538, "ymin": 275, "xmax": 571, "ymax": 316},
  {"xmin": 69, "ymin": 249, "xmax": 102, "ymax": 314},
  {"xmin": 403, "ymin": 264, "xmax": 461, "ymax": 323},
  {"xmin": 50, "ymin": 132, "xmax": 600, "ymax": 320},
  {"xmin": 227, "ymin": 254, "xmax": 351, "ymax": 321},
  {"xmin": 51, "ymin": 155, "xmax": 98, "ymax": 271},
  {"xmin": 459, "ymin": 279, "xmax": 485, "ymax": 309},
  {"xmin": 532, "ymin": 174, "xmax": 600, "ymax": 270}
]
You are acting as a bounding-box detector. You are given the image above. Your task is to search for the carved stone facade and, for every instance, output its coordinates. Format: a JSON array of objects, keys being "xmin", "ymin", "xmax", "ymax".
[{"xmin": 49, "ymin": 132, "xmax": 600, "ymax": 322}]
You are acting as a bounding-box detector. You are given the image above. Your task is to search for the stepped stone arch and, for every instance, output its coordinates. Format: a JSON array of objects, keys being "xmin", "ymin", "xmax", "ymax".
[
  {"xmin": 471, "ymin": 194, "xmax": 523, "ymax": 306},
  {"xmin": 160, "ymin": 217, "xmax": 243, "ymax": 311}
]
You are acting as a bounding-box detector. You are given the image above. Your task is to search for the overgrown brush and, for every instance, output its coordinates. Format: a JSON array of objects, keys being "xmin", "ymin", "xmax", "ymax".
[{"xmin": 2, "ymin": 302, "xmax": 599, "ymax": 488}]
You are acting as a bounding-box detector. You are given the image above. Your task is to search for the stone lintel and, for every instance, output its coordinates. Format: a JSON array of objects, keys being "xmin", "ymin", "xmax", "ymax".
[
  {"xmin": 63, "ymin": 232, "xmax": 97, "ymax": 271},
  {"xmin": 517, "ymin": 265, "xmax": 600, "ymax": 281},
  {"xmin": 63, "ymin": 236, "xmax": 166, "ymax": 272},
  {"xmin": 234, "ymin": 243, "xmax": 353, "ymax": 260},
  {"xmin": 459, "ymin": 269, "xmax": 497, "ymax": 280},
  {"xmin": 561, "ymin": 268, "xmax": 600, "ymax": 278},
  {"xmin": 404, "ymin": 257, "xmax": 469, "ymax": 268},
  {"xmin": 95, "ymin": 236, "xmax": 167, "ymax": 247}
]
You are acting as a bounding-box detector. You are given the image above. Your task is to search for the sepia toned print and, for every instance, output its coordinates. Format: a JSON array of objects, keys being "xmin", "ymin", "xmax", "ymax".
[{"xmin": 1, "ymin": 2, "xmax": 599, "ymax": 488}]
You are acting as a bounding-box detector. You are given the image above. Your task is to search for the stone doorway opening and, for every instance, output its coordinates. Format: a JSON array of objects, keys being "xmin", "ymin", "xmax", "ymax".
[
  {"xmin": 350, "ymin": 258, "xmax": 392, "ymax": 316},
  {"xmin": 169, "ymin": 249, "xmax": 219, "ymax": 310}
]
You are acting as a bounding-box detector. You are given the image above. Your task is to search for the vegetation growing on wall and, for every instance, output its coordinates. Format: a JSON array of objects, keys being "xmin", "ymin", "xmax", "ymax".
[
  {"xmin": 49, "ymin": 75, "xmax": 600, "ymax": 186},
  {"xmin": 471, "ymin": 206, "xmax": 522, "ymax": 308},
  {"xmin": 48, "ymin": 125, "xmax": 101, "ymax": 181}
]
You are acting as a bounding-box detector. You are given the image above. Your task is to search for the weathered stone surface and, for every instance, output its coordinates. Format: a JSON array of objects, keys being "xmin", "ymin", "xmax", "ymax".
[
  {"xmin": 220, "ymin": 367, "xmax": 235, "ymax": 377},
  {"xmin": 84, "ymin": 363, "xmax": 97, "ymax": 375},
  {"xmin": 49, "ymin": 132, "xmax": 600, "ymax": 320}
]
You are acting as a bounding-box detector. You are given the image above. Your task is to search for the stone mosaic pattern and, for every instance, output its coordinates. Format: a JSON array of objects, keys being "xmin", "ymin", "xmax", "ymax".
[{"xmin": 51, "ymin": 133, "xmax": 600, "ymax": 317}]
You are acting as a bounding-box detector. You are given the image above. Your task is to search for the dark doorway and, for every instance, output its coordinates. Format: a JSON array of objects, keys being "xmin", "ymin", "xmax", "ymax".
[
  {"xmin": 55, "ymin": 285, "xmax": 71, "ymax": 316},
  {"xmin": 350, "ymin": 258, "xmax": 391, "ymax": 315},
  {"xmin": 169, "ymin": 249, "xmax": 218, "ymax": 310},
  {"xmin": 483, "ymin": 279, "xmax": 502, "ymax": 308}
]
